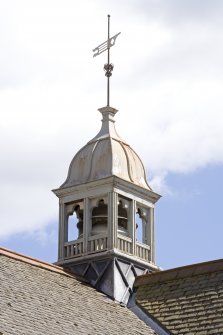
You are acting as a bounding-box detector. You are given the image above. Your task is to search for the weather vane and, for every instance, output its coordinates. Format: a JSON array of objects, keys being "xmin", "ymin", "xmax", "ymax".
[{"xmin": 93, "ymin": 15, "xmax": 121, "ymax": 107}]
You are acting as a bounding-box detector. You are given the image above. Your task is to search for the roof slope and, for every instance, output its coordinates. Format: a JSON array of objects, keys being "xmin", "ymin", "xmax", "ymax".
[
  {"xmin": 135, "ymin": 259, "xmax": 223, "ymax": 335},
  {"xmin": 0, "ymin": 247, "xmax": 156, "ymax": 335}
]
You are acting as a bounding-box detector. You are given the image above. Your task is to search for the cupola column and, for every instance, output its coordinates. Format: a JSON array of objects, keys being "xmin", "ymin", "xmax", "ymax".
[
  {"xmin": 83, "ymin": 198, "xmax": 90, "ymax": 253},
  {"xmin": 147, "ymin": 207, "xmax": 155, "ymax": 263},
  {"xmin": 108, "ymin": 191, "xmax": 118, "ymax": 249},
  {"xmin": 129, "ymin": 199, "xmax": 136, "ymax": 255},
  {"xmin": 58, "ymin": 200, "xmax": 65, "ymax": 261}
]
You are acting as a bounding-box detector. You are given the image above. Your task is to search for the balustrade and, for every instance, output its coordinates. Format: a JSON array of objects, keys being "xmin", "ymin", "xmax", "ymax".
[
  {"xmin": 136, "ymin": 242, "xmax": 150, "ymax": 261},
  {"xmin": 64, "ymin": 235, "xmax": 108, "ymax": 259},
  {"xmin": 117, "ymin": 235, "xmax": 132, "ymax": 254},
  {"xmin": 88, "ymin": 235, "xmax": 108, "ymax": 253},
  {"xmin": 64, "ymin": 235, "xmax": 150, "ymax": 262},
  {"xmin": 64, "ymin": 239, "xmax": 83, "ymax": 258}
]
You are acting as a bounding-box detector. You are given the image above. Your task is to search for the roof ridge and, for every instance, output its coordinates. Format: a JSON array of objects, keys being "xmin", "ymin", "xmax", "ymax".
[
  {"xmin": 0, "ymin": 247, "xmax": 85, "ymax": 281},
  {"xmin": 135, "ymin": 258, "xmax": 223, "ymax": 287}
]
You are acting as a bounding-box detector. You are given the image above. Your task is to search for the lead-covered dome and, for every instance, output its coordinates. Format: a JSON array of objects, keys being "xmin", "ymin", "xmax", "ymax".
[{"xmin": 61, "ymin": 106, "xmax": 151, "ymax": 190}]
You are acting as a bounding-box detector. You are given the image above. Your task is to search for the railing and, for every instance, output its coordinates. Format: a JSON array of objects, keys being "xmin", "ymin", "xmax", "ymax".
[
  {"xmin": 64, "ymin": 235, "xmax": 150, "ymax": 262},
  {"xmin": 117, "ymin": 234, "xmax": 132, "ymax": 254},
  {"xmin": 136, "ymin": 242, "xmax": 150, "ymax": 261},
  {"xmin": 64, "ymin": 239, "xmax": 84, "ymax": 258},
  {"xmin": 64, "ymin": 235, "xmax": 108, "ymax": 258},
  {"xmin": 88, "ymin": 234, "xmax": 108, "ymax": 253}
]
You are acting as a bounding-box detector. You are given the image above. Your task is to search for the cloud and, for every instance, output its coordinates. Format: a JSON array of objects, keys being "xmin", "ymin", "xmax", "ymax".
[
  {"xmin": 119, "ymin": 78, "xmax": 223, "ymax": 175},
  {"xmin": 149, "ymin": 172, "xmax": 172, "ymax": 196},
  {"xmin": 0, "ymin": 0, "xmax": 223, "ymax": 239}
]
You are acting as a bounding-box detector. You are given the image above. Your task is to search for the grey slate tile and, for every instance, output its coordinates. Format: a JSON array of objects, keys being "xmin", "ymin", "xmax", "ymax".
[
  {"xmin": 0, "ymin": 252, "xmax": 156, "ymax": 335},
  {"xmin": 135, "ymin": 259, "xmax": 223, "ymax": 334}
]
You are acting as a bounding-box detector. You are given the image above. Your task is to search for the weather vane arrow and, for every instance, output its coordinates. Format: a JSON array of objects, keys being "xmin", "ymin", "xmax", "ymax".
[
  {"xmin": 92, "ymin": 15, "xmax": 121, "ymax": 107},
  {"xmin": 93, "ymin": 32, "xmax": 121, "ymax": 58}
]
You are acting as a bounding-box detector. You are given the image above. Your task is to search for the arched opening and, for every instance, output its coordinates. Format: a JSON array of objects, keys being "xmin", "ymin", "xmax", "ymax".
[
  {"xmin": 118, "ymin": 200, "xmax": 128, "ymax": 236},
  {"xmin": 67, "ymin": 205, "xmax": 83, "ymax": 241},
  {"xmin": 135, "ymin": 208, "xmax": 146, "ymax": 243},
  {"xmin": 91, "ymin": 199, "xmax": 108, "ymax": 235}
]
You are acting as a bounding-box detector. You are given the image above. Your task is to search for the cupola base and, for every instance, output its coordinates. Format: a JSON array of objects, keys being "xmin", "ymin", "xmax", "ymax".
[{"xmin": 56, "ymin": 251, "xmax": 160, "ymax": 305}]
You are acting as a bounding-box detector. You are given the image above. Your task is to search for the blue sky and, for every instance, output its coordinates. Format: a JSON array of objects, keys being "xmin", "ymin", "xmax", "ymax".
[
  {"xmin": 0, "ymin": 0, "xmax": 223, "ymax": 269},
  {"xmin": 156, "ymin": 165, "xmax": 223, "ymax": 268}
]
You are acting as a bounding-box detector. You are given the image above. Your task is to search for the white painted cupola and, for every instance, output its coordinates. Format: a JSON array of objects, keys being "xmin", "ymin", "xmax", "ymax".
[{"xmin": 53, "ymin": 15, "xmax": 161, "ymax": 304}]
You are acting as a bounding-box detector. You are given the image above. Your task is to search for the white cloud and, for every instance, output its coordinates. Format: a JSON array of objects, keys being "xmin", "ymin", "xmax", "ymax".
[
  {"xmin": 0, "ymin": 0, "xmax": 223, "ymax": 239},
  {"xmin": 149, "ymin": 172, "xmax": 172, "ymax": 196}
]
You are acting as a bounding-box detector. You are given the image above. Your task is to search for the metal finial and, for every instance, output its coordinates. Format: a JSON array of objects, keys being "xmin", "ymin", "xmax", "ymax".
[{"xmin": 93, "ymin": 15, "xmax": 121, "ymax": 107}]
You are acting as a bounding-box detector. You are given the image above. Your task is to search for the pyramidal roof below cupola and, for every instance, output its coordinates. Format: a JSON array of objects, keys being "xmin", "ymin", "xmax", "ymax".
[{"xmin": 61, "ymin": 106, "xmax": 151, "ymax": 190}]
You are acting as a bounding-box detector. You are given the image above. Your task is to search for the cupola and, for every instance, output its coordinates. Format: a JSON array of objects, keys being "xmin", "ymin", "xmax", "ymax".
[
  {"xmin": 53, "ymin": 15, "xmax": 161, "ymax": 305},
  {"xmin": 53, "ymin": 104, "xmax": 161, "ymax": 304}
]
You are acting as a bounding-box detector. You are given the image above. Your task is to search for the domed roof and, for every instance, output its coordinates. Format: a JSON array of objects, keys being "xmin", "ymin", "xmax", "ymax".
[{"xmin": 61, "ymin": 106, "xmax": 151, "ymax": 190}]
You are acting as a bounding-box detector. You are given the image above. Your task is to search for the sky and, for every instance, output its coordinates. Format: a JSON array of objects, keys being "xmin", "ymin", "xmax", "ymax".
[{"xmin": 0, "ymin": 0, "xmax": 223, "ymax": 269}]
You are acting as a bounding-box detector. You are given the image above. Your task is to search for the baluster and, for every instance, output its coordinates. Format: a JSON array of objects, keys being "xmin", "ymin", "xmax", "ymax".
[
  {"xmin": 71, "ymin": 243, "xmax": 74, "ymax": 256},
  {"xmin": 94, "ymin": 239, "xmax": 96, "ymax": 251}
]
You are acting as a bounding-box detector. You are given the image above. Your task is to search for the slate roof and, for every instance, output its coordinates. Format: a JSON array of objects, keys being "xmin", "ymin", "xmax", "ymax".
[
  {"xmin": 135, "ymin": 259, "xmax": 223, "ymax": 335},
  {"xmin": 0, "ymin": 247, "xmax": 156, "ymax": 335}
]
